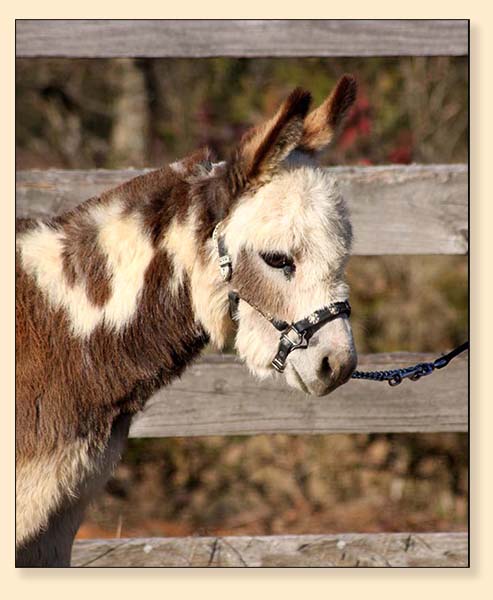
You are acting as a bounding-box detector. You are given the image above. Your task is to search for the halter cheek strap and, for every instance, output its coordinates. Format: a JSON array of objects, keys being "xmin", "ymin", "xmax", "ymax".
[
  {"xmin": 212, "ymin": 222, "xmax": 352, "ymax": 373},
  {"xmin": 212, "ymin": 224, "xmax": 233, "ymax": 282}
]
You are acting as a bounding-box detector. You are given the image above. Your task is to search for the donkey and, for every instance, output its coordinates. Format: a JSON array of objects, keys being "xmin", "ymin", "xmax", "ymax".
[{"xmin": 16, "ymin": 75, "xmax": 358, "ymax": 566}]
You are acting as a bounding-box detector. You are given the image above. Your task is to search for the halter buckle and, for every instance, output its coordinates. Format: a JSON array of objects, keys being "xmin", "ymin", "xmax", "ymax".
[
  {"xmin": 271, "ymin": 326, "xmax": 309, "ymax": 373},
  {"xmin": 281, "ymin": 326, "xmax": 309, "ymax": 350},
  {"xmin": 218, "ymin": 254, "xmax": 232, "ymax": 281}
]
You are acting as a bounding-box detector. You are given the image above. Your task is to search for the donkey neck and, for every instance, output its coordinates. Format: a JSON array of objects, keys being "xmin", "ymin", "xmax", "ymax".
[{"xmin": 16, "ymin": 166, "xmax": 232, "ymax": 442}]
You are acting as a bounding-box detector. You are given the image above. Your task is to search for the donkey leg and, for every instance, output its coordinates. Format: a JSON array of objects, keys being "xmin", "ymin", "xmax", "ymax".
[
  {"xmin": 16, "ymin": 493, "xmax": 88, "ymax": 567},
  {"xmin": 16, "ymin": 413, "xmax": 132, "ymax": 567}
]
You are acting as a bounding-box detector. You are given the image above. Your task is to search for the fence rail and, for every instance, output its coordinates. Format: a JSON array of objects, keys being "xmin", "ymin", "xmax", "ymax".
[
  {"xmin": 129, "ymin": 352, "xmax": 468, "ymax": 438},
  {"xmin": 71, "ymin": 532, "xmax": 468, "ymax": 567},
  {"xmin": 16, "ymin": 20, "xmax": 469, "ymax": 58},
  {"xmin": 16, "ymin": 165, "xmax": 468, "ymax": 255}
]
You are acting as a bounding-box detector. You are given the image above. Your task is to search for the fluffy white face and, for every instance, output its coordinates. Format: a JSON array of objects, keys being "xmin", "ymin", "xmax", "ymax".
[
  {"xmin": 196, "ymin": 76, "xmax": 359, "ymax": 395},
  {"xmin": 222, "ymin": 165, "xmax": 357, "ymax": 396}
]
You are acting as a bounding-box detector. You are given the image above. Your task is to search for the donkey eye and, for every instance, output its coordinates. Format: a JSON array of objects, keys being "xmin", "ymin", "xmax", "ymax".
[{"xmin": 260, "ymin": 252, "xmax": 295, "ymax": 271}]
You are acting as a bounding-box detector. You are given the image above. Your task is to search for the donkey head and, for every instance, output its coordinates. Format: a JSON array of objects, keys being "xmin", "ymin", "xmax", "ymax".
[{"xmin": 193, "ymin": 76, "xmax": 358, "ymax": 396}]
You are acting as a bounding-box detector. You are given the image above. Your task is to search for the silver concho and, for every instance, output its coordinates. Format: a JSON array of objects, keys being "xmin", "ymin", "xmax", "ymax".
[{"xmin": 308, "ymin": 313, "xmax": 320, "ymax": 325}]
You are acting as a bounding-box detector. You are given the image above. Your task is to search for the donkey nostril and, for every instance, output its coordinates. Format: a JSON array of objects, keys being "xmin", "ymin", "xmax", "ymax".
[{"xmin": 320, "ymin": 356, "xmax": 331, "ymax": 378}]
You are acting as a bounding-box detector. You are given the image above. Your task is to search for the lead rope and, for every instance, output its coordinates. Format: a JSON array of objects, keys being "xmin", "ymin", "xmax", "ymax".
[{"xmin": 351, "ymin": 341, "xmax": 469, "ymax": 386}]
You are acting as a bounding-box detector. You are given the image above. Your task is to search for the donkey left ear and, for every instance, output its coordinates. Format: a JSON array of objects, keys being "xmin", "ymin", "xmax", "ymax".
[{"xmin": 227, "ymin": 88, "xmax": 311, "ymax": 196}]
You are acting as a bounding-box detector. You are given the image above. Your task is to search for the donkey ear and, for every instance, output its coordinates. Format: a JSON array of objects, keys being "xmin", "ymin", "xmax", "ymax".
[
  {"xmin": 227, "ymin": 88, "xmax": 311, "ymax": 195},
  {"xmin": 298, "ymin": 74, "xmax": 357, "ymax": 154}
]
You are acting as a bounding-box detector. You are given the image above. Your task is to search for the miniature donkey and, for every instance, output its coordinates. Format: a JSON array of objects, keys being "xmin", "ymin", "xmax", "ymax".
[{"xmin": 16, "ymin": 75, "xmax": 358, "ymax": 566}]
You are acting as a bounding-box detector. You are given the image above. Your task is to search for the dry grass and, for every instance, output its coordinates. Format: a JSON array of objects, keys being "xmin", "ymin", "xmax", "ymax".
[{"xmin": 80, "ymin": 432, "xmax": 467, "ymax": 539}]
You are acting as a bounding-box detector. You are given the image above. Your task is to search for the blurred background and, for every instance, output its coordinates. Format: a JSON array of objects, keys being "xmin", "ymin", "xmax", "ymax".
[{"xmin": 16, "ymin": 56, "xmax": 468, "ymax": 538}]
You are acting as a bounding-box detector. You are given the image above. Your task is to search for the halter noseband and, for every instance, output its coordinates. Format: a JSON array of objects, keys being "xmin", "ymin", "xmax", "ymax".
[{"xmin": 212, "ymin": 222, "xmax": 352, "ymax": 373}]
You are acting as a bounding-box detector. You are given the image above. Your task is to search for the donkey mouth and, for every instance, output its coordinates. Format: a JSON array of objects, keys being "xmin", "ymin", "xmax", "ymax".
[
  {"xmin": 287, "ymin": 359, "xmax": 350, "ymax": 397},
  {"xmin": 288, "ymin": 360, "xmax": 341, "ymax": 396},
  {"xmin": 288, "ymin": 363, "xmax": 311, "ymax": 395}
]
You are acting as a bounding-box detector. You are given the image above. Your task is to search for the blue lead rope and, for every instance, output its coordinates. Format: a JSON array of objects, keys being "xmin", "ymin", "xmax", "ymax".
[{"xmin": 351, "ymin": 341, "xmax": 469, "ymax": 387}]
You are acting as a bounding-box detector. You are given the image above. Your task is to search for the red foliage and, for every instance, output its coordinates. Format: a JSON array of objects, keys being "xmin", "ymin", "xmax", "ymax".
[
  {"xmin": 388, "ymin": 131, "xmax": 414, "ymax": 164},
  {"xmin": 338, "ymin": 94, "xmax": 371, "ymax": 150}
]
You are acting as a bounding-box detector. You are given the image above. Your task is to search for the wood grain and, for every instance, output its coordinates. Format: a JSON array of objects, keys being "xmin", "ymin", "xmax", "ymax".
[
  {"xmin": 16, "ymin": 20, "xmax": 468, "ymax": 58},
  {"xmin": 16, "ymin": 165, "xmax": 468, "ymax": 255},
  {"xmin": 127, "ymin": 352, "xmax": 468, "ymax": 438},
  {"xmin": 71, "ymin": 532, "xmax": 468, "ymax": 567}
]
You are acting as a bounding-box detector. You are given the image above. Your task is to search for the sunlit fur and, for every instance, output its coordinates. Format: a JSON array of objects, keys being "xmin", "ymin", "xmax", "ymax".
[
  {"xmin": 16, "ymin": 440, "xmax": 90, "ymax": 547},
  {"xmin": 221, "ymin": 165, "xmax": 353, "ymax": 379},
  {"xmin": 95, "ymin": 202, "xmax": 155, "ymax": 330},
  {"xmin": 18, "ymin": 224, "xmax": 102, "ymax": 337},
  {"xmin": 18, "ymin": 201, "xmax": 155, "ymax": 337}
]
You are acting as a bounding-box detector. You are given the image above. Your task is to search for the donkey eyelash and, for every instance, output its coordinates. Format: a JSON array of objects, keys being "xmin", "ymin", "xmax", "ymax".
[{"xmin": 260, "ymin": 252, "xmax": 296, "ymax": 273}]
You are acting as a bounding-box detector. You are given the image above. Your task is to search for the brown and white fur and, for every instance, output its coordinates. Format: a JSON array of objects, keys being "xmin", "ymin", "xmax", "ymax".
[{"xmin": 16, "ymin": 76, "xmax": 358, "ymax": 566}]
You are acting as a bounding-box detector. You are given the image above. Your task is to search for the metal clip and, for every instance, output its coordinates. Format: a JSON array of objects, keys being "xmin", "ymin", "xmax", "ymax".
[
  {"xmin": 281, "ymin": 326, "xmax": 309, "ymax": 351},
  {"xmin": 409, "ymin": 363, "xmax": 434, "ymax": 381},
  {"xmin": 271, "ymin": 355, "xmax": 287, "ymax": 372},
  {"xmin": 388, "ymin": 374, "xmax": 402, "ymax": 386},
  {"xmin": 271, "ymin": 327, "xmax": 310, "ymax": 373},
  {"xmin": 387, "ymin": 363, "xmax": 435, "ymax": 386}
]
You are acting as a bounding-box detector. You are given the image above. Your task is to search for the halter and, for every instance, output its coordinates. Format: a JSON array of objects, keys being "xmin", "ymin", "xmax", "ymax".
[{"xmin": 212, "ymin": 222, "xmax": 352, "ymax": 373}]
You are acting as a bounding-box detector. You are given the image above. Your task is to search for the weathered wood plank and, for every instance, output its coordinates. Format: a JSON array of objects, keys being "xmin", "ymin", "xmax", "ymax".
[
  {"xmin": 128, "ymin": 352, "xmax": 468, "ymax": 438},
  {"xmin": 16, "ymin": 20, "xmax": 468, "ymax": 58},
  {"xmin": 16, "ymin": 165, "xmax": 468, "ymax": 255},
  {"xmin": 71, "ymin": 532, "xmax": 468, "ymax": 567}
]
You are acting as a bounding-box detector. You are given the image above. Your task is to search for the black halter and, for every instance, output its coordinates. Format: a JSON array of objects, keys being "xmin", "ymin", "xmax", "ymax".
[{"xmin": 212, "ymin": 223, "xmax": 352, "ymax": 373}]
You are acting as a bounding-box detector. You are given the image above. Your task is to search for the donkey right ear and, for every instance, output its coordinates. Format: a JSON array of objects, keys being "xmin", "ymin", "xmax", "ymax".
[
  {"xmin": 298, "ymin": 74, "xmax": 357, "ymax": 154},
  {"xmin": 227, "ymin": 88, "xmax": 311, "ymax": 196}
]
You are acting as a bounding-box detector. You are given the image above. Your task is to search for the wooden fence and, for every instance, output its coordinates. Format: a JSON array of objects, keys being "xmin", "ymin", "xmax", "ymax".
[{"xmin": 16, "ymin": 19, "xmax": 469, "ymax": 568}]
